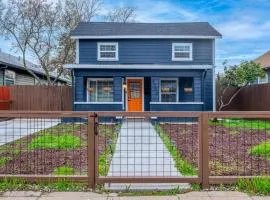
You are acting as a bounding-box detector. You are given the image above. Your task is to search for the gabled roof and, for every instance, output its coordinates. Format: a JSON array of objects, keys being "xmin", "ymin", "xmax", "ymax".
[
  {"xmin": 0, "ymin": 51, "xmax": 70, "ymax": 83},
  {"xmin": 255, "ymin": 50, "xmax": 270, "ymax": 69},
  {"xmin": 71, "ymin": 22, "xmax": 222, "ymax": 39}
]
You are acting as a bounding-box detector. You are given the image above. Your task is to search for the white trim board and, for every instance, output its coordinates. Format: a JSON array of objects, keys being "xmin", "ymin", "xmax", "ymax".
[
  {"xmin": 71, "ymin": 35, "xmax": 222, "ymax": 39},
  {"xmin": 74, "ymin": 102, "xmax": 123, "ymax": 104},
  {"xmin": 64, "ymin": 64, "xmax": 213, "ymax": 70},
  {"xmin": 150, "ymin": 102, "xmax": 204, "ymax": 104}
]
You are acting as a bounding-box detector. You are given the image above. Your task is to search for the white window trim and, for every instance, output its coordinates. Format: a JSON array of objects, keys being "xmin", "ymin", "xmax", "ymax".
[
  {"xmin": 258, "ymin": 73, "xmax": 268, "ymax": 84},
  {"xmin": 4, "ymin": 69, "xmax": 16, "ymax": 85},
  {"xmin": 159, "ymin": 78, "xmax": 179, "ymax": 102},
  {"xmin": 172, "ymin": 43, "xmax": 193, "ymax": 61},
  {"xmin": 86, "ymin": 78, "xmax": 114, "ymax": 102},
  {"xmin": 97, "ymin": 42, "xmax": 118, "ymax": 61}
]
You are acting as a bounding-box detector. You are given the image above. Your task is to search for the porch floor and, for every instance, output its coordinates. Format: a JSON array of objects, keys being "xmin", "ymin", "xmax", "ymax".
[{"xmin": 105, "ymin": 119, "xmax": 190, "ymax": 191}]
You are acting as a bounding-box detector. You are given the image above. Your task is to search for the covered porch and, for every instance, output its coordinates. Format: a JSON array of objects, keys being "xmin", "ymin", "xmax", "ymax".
[{"xmin": 73, "ymin": 68, "xmax": 213, "ymax": 112}]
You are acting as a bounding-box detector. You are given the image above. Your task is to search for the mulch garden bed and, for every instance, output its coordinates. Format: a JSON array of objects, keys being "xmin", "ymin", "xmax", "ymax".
[
  {"xmin": 160, "ymin": 123, "xmax": 270, "ymax": 176},
  {"xmin": 0, "ymin": 124, "xmax": 116, "ymax": 175}
]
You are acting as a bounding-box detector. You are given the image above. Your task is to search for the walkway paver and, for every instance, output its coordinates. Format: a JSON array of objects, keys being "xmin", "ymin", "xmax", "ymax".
[
  {"xmin": 0, "ymin": 191, "xmax": 269, "ymax": 200},
  {"xmin": 105, "ymin": 119, "xmax": 189, "ymax": 190},
  {"xmin": 0, "ymin": 118, "xmax": 59, "ymax": 145}
]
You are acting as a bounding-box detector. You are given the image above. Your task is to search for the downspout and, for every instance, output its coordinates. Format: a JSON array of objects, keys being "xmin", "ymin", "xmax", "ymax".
[
  {"xmin": 202, "ymin": 69, "xmax": 207, "ymax": 111},
  {"xmin": 212, "ymin": 39, "xmax": 216, "ymax": 111}
]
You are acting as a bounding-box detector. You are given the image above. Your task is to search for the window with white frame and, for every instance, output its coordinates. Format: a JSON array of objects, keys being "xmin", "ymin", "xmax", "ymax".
[
  {"xmin": 172, "ymin": 43, "xmax": 193, "ymax": 61},
  {"xmin": 98, "ymin": 42, "xmax": 118, "ymax": 61},
  {"xmin": 87, "ymin": 79, "xmax": 114, "ymax": 102},
  {"xmin": 258, "ymin": 73, "xmax": 268, "ymax": 84},
  {"xmin": 4, "ymin": 70, "xmax": 15, "ymax": 86},
  {"xmin": 160, "ymin": 79, "xmax": 178, "ymax": 102}
]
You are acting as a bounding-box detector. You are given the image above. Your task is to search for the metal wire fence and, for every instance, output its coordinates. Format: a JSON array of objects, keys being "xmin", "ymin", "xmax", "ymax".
[
  {"xmin": 209, "ymin": 117, "xmax": 270, "ymax": 176},
  {"xmin": 0, "ymin": 115, "xmax": 88, "ymax": 176},
  {"xmin": 0, "ymin": 111, "xmax": 269, "ymax": 187},
  {"xmin": 97, "ymin": 114, "xmax": 199, "ymax": 178}
]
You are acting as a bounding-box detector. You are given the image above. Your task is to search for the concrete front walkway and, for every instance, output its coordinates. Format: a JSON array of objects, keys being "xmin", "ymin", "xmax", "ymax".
[
  {"xmin": 0, "ymin": 191, "xmax": 269, "ymax": 200},
  {"xmin": 0, "ymin": 118, "xmax": 59, "ymax": 145},
  {"xmin": 105, "ymin": 119, "xmax": 188, "ymax": 191}
]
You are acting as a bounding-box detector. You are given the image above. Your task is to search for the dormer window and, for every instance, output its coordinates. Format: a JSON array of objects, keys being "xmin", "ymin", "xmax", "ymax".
[
  {"xmin": 172, "ymin": 43, "xmax": 193, "ymax": 61},
  {"xmin": 97, "ymin": 42, "xmax": 118, "ymax": 61}
]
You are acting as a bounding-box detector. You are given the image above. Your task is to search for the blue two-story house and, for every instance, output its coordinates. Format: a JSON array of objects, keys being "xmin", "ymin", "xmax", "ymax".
[{"xmin": 65, "ymin": 22, "xmax": 222, "ymax": 112}]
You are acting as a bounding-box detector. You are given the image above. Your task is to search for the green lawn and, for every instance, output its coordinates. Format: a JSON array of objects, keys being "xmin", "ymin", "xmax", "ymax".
[
  {"xmin": 29, "ymin": 134, "xmax": 81, "ymax": 150},
  {"xmin": 237, "ymin": 177, "xmax": 270, "ymax": 195},
  {"xmin": 248, "ymin": 141, "xmax": 270, "ymax": 158},
  {"xmin": 209, "ymin": 119, "xmax": 270, "ymax": 131}
]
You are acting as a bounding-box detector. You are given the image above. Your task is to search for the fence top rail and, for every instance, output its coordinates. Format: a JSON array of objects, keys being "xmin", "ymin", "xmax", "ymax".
[
  {"xmin": 95, "ymin": 111, "xmax": 201, "ymax": 117},
  {"xmin": 0, "ymin": 111, "xmax": 91, "ymax": 118},
  {"xmin": 208, "ymin": 111, "xmax": 270, "ymax": 118}
]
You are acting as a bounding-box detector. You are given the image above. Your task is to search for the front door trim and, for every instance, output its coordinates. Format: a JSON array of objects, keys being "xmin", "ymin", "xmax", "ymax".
[{"xmin": 126, "ymin": 77, "xmax": 144, "ymax": 112}]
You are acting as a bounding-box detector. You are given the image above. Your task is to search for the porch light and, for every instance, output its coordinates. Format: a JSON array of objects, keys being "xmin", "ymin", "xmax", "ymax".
[
  {"xmin": 122, "ymin": 79, "xmax": 127, "ymax": 90},
  {"xmin": 184, "ymin": 87, "xmax": 193, "ymax": 93}
]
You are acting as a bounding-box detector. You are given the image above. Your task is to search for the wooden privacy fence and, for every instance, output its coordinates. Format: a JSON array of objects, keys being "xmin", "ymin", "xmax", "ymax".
[
  {"xmin": 7, "ymin": 85, "xmax": 72, "ymax": 111},
  {"xmin": 217, "ymin": 83, "xmax": 270, "ymax": 111},
  {"xmin": 0, "ymin": 111, "xmax": 269, "ymax": 189}
]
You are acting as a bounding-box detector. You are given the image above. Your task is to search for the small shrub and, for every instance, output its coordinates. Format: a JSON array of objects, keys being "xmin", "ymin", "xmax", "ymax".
[
  {"xmin": 53, "ymin": 166, "xmax": 75, "ymax": 175},
  {"xmin": 248, "ymin": 141, "xmax": 270, "ymax": 158},
  {"xmin": 0, "ymin": 157, "xmax": 10, "ymax": 167}
]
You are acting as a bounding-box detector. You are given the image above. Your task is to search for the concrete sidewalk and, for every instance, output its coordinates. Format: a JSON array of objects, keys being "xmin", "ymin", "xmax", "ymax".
[{"xmin": 0, "ymin": 191, "xmax": 269, "ymax": 200}]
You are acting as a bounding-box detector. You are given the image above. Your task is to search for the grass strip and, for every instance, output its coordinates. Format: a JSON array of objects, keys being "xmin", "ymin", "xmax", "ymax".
[
  {"xmin": 53, "ymin": 166, "xmax": 76, "ymax": 175},
  {"xmin": 237, "ymin": 177, "xmax": 270, "ymax": 195},
  {"xmin": 0, "ymin": 178, "xmax": 87, "ymax": 192},
  {"xmin": 155, "ymin": 125, "xmax": 197, "ymax": 176},
  {"xmin": 209, "ymin": 119, "xmax": 270, "ymax": 130},
  {"xmin": 98, "ymin": 124, "xmax": 120, "ymax": 176}
]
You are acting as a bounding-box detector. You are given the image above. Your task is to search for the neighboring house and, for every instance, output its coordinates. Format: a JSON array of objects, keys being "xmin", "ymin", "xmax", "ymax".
[
  {"xmin": 254, "ymin": 50, "xmax": 270, "ymax": 84},
  {"xmin": 0, "ymin": 50, "xmax": 70, "ymax": 86},
  {"xmin": 65, "ymin": 22, "xmax": 222, "ymax": 112}
]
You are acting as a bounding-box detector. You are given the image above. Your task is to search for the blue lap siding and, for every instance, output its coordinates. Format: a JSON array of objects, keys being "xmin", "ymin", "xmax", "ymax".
[{"xmin": 79, "ymin": 39, "xmax": 214, "ymax": 65}]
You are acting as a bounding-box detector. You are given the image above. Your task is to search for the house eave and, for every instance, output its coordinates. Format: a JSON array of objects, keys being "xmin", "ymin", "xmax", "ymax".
[
  {"xmin": 70, "ymin": 35, "xmax": 222, "ymax": 40},
  {"xmin": 64, "ymin": 64, "xmax": 214, "ymax": 70}
]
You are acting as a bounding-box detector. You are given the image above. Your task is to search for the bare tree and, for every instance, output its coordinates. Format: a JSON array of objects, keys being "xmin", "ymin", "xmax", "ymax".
[
  {"xmin": 105, "ymin": 7, "xmax": 136, "ymax": 22},
  {"xmin": 0, "ymin": 0, "xmax": 43, "ymax": 83},
  {"xmin": 0, "ymin": 0, "xmax": 136, "ymax": 85}
]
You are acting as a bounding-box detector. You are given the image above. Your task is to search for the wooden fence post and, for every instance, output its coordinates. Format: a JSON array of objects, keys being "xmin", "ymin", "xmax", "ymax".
[
  {"xmin": 200, "ymin": 112, "xmax": 210, "ymax": 188},
  {"xmin": 87, "ymin": 112, "xmax": 96, "ymax": 188}
]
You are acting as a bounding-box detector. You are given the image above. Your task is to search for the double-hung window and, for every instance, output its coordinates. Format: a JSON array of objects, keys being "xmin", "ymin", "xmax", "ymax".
[
  {"xmin": 87, "ymin": 78, "xmax": 114, "ymax": 102},
  {"xmin": 160, "ymin": 79, "xmax": 178, "ymax": 102},
  {"xmin": 98, "ymin": 42, "xmax": 118, "ymax": 61},
  {"xmin": 172, "ymin": 43, "xmax": 193, "ymax": 61},
  {"xmin": 4, "ymin": 70, "xmax": 15, "ymax": 86}
]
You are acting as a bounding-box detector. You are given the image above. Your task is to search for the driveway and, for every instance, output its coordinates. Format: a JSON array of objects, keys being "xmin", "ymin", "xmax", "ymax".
[
  {"xmin": 105, "ymin": 119, "xmax": 189, "ymax": 190},
  {"xmin": 0, "ymin": 118, "xmax": 60, "ymax": 145}
]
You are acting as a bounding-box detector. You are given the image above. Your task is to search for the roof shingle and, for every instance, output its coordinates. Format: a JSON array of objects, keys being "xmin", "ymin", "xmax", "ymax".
[{"xmin": 71, "ymin": 22, "xmax": 222, "ymax": 37}]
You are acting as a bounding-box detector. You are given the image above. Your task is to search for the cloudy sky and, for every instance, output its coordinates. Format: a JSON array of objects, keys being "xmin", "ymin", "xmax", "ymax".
[{"xmin": 0, "ymin": 0, "xmax": 269, "ymax": 72}]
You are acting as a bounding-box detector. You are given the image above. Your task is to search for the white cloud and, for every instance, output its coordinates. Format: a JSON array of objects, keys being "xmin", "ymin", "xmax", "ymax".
[{"xmin": 216, "ymin": 18, "xmax": 270, "ymax": 40}]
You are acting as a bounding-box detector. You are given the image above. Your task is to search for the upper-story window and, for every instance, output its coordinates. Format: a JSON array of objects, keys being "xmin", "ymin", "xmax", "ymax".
[
  {"xmin": 97, "ymin": 42, "xmax": 118, "ymax": 61},
  {"xmin": 172, "ymin": 43, "xmax": 193, "ymax": 61}
]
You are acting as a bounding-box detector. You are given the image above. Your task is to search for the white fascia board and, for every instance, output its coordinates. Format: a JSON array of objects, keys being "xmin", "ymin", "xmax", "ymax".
[
  {"xmin": 64, "ymin": 64, "xmax": 213, "ymax": 70},
  {"xmin": 71, "ymin": 35, "xmax": 222, "ymax": 39}
]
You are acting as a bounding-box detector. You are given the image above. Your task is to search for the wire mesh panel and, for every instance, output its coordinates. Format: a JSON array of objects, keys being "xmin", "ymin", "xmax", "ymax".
[
  {"xmin": 97, "ymin": 113, "xmax": 200, "ymax": 179},
  {"xmin": 0, "ymin": 113, "xmax": 88, "ymax": 176},
  {"xmin": 209, "ymin": 115, "xmax": 270, "ymax": 176}
]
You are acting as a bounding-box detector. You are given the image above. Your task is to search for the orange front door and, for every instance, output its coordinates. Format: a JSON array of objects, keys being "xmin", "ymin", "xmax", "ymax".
[{"xmin": 127, "ymin": 79, "xmax": 143, "ymax": 112}]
